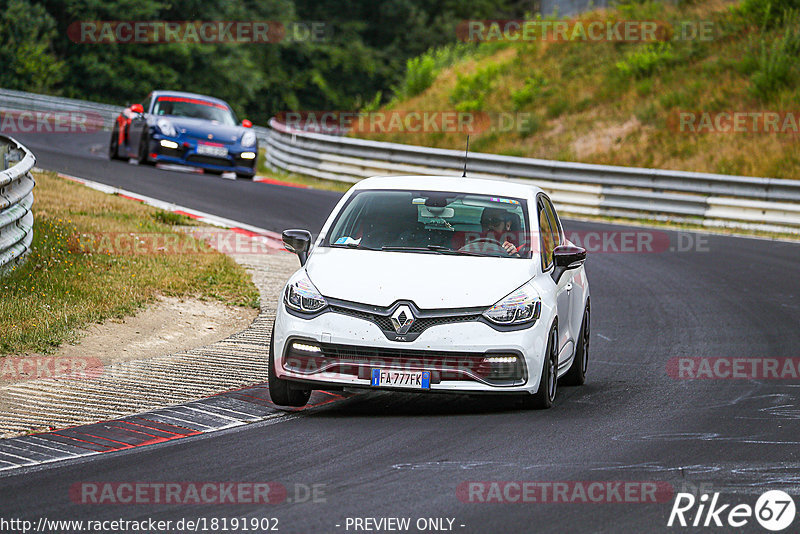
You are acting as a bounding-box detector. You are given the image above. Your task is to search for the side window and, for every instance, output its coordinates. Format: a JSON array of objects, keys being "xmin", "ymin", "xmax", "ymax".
[
  {"xmin": 141, "ymin": 94, "xmax": 153, "ymax": 114},
  {"xmin": 538, "ymin": 199, "xmax": 555, "ymax": 271},
  {"xmin": 542, "ymin": 196, "xmax": 563, "ymax": 248}
]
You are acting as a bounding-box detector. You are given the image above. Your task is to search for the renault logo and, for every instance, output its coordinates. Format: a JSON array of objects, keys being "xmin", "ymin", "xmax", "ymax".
[{"xmin": 391, "ymin": 305, "xmax": 415, "ymax": 335}]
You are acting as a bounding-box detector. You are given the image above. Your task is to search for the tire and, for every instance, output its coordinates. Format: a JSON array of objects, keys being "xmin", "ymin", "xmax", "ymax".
[
  {"xmin": 204, "ymin": 169, "xmax": 224, "ymax": 175},
  {"xmin": 137, "ymin": 134, "xmax": 154, "ymax": 165},
  {"xmin": 561, "ymin": 302, "xmax": 590, "ymax": 386},
  {"xmin": 236, "ymin": 172, "xmax": 255, "ymax": 180},
  {"xmin": 268, "ymin": 326, "xmax": 311, "ymax": 407},
  {"xmin": 109, "ymin": 130, "xmax": 123, "ymax": 160},
  {"xmin": 522, "ymin": 324, "xmax": 559, "ymax": 409}
]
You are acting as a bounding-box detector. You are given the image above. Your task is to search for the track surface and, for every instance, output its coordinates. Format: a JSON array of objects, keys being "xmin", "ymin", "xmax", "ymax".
[{"xmin": 2, "ymin": 131, "xmax": 800, "ymax": 533}]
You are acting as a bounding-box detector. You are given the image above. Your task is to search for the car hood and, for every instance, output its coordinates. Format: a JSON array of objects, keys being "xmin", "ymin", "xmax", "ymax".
[
  {"xmin": 305, "ymin": 248, "xmax": 535, "ymax": 309},
  {"xmin": 159, "ymin": 116, "xmax": 244, "ymax": 144}
]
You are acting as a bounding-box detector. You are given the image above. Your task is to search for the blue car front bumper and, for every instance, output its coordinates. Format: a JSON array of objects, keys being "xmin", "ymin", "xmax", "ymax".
[{"xmin": 147, "ymin": 134, "xmax": 257, "ymax": 176}]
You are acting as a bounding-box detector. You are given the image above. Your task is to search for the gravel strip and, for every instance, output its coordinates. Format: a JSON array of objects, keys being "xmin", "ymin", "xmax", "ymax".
[{"xmin": 0, "ymin": 229, "xmax": 298, "ymax": 437}]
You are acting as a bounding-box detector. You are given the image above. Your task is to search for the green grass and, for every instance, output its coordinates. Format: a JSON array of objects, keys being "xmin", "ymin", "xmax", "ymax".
[
  {"xmin": 356, "ymin": 0, "xmax": 800, "ymax": 180},
  {"xmin": 0, "ymin": 171, "xmax": 259, "ymax": 354}
]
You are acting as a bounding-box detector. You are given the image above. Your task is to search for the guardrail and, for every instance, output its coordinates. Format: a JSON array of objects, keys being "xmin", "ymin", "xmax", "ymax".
[
  {"xmin": 0, "ymin": 88, "xmax": 271, "ymax": 144},
  {"xmin": 0, "ymin": 135, "xmax": 36, "ymax": 274},
  {"xmin": 266, "ymin": 118, "xmax": 800, "ymax": 234}
]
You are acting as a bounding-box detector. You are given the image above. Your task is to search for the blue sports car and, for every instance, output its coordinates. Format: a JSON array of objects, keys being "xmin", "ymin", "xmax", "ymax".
[{"xmin": 109, "ymin": 90, "xmax": 258, "ymax": 179}]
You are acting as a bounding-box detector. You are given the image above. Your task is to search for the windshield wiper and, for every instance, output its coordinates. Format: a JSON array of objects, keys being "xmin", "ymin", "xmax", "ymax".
[
  {"xmin": 330, "ymin": 242, "xmax": 379, "ymax": 250},
  {"xmin": 380, "ymin": 245, "xmax": 485, "ymax": 256}
]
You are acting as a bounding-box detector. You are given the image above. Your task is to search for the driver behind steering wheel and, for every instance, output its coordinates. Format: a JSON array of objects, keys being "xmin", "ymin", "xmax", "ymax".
[{"xmin": 479, "ymin": 207, "xmax": 519, "ymax": 255}]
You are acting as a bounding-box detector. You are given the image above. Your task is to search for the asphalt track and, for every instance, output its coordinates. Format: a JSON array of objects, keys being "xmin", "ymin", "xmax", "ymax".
[{"xmin": 1, "ymin": 131, "xmax": 799, "ymax": 533}]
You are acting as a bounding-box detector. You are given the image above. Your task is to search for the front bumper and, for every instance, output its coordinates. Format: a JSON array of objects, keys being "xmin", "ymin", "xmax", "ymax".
[
  {"xmin": 273, "ymin": 302, "xmax": 550, "ymax": 395},
  {"xmin": 148, "ymin": 134, "xmax": 256, "ymax": 175}
]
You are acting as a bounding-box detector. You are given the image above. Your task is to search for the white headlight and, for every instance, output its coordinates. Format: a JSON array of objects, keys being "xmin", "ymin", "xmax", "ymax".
[
  {"xmin": 284, "ymin": 272, "xmax": 327, "ymax": 313},
  {"xmin": 241, "ymin": 131, "xmax": 256, "ymax": 147},
  {"xmin": 483, "ymin": 283, "xmax": 541, "ymax": 325},
  {"xmin": 157, "ymin": 118, "xmax": 177, "ymax": 137}
]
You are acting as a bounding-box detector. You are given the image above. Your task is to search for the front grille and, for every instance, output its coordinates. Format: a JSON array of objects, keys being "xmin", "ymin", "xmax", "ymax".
[
  {"xmin": 408, "ymin": 314, "xmax": 480, "ymax": 333},
  {"xmin": 186, "ymin": 155, "xmax": 232, "ymax": 166},
  {"xmin": 283, "ymin": 341, "xmax": 525, "ymax": 385},
  {"xmin": 328, "ymin": 305, "xmax": 480, "ymax": 337},
  {"xmin": 321, "ymin": 343, "xmax": 485, "ymax": 366}
]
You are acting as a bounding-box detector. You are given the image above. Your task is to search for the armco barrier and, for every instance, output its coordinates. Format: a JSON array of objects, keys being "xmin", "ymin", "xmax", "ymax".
[
  {"xmin": 265, "ymin": 118, "xmax": 800, "ymax": 234},
  {"xmin": 2, "ymin": 88, "xmax": 797, "ymax": 234},
  {"xmin": 0, "ymin": 135, "xmax": 36, "ymax": 273}
]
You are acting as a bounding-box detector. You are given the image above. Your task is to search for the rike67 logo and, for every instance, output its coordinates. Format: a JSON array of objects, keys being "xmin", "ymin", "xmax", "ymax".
[{"xmin": 668, "ymin": 490, "xmax": 796, "ymax": 531}]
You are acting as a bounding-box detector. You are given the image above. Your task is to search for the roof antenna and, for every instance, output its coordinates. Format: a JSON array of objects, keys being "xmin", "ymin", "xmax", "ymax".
[{"xmin": 462, "ymin": 135, "xmax": 470, "ymax": 177}]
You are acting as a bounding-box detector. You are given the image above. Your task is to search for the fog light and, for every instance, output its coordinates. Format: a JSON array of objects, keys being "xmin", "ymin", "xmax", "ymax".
[
  {"xmin": 240, "ymin": 151, "xmax": 256, "ymax": 159},
  {"xmin": 484, "ymin": 356, "xmax": 518, "ymax": 364},
  {"xmin": 160, "ymin": 139, "xmax": 179, "ymax": 149},
  {"xmin": 291, "ymin": 342, "xmax": 321, "ymax": 353}
]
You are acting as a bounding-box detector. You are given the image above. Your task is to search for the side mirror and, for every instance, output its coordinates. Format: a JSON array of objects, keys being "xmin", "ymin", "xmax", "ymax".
[
  {"xmin": 283, "ymin": 229, "xmax": 312, "ymax": 265},
  {"xmin": 241, "ymin": 119, "xmax": 253, "ymax": 128},
  {"xmin": 130, "ymin": 103, "xmax": 144, "ymax": 114},
  {"xmin": 552, "ymin": 244, "xmax": 586, "ymax": 282}
]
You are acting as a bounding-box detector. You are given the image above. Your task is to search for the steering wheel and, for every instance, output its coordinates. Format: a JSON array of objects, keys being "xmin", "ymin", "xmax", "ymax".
[{"xmin": 459, "ymin": 237, "xmax": 507, "ymax": 254}]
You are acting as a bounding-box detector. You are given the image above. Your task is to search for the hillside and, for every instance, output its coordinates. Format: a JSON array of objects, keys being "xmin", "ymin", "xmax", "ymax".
[{"xmin": 365, "ymin": 0, "xmax": 800, "ymax": 179}]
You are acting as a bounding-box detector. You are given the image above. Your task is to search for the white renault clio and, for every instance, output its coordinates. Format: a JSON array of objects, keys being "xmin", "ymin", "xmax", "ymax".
[{"xmin": 270, "ymin": 176, "xmax": 590, "ymax": 409}]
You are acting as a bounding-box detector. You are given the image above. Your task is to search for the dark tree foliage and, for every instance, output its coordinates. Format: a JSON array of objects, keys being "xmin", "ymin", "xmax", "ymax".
[{"xmin": 1, "ymin": 0, "xmax": 523, "ymax": 122}]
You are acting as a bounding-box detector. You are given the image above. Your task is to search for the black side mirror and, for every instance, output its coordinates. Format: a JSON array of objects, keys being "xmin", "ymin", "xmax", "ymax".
[
  {"xmin": 283, "ymin": 229, "xmax": 312, "ymax": 265},
  {"xmin": 552, "ymin": 244, "xmax": 586, "ymax": 283}
]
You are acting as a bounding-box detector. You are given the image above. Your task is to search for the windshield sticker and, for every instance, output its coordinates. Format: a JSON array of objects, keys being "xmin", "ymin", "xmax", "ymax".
[
  {"xmin": 490, "ymin": 197, "xmax": 520, "ymax": 205},
  {"xmin": 334, "ymin": 236, "xmax": 362, "ymax": 246}
]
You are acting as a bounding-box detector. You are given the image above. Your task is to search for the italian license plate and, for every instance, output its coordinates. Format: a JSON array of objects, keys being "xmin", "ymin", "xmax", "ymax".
[
  {"xmin": 371, "ymin": 369, "xmax": 430, "ymax": 389},
  {"xmin": 197, "ymin": 143, "xmax": 228, "ymax": 157}
]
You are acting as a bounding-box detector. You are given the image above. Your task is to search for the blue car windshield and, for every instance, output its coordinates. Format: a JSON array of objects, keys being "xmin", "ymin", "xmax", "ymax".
[{"xmin": 153, "ymin": 97, "xmax": 236, "ymax": 126}]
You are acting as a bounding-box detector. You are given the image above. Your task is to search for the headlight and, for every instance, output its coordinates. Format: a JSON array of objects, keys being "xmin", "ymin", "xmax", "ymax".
[
  {"xmin": 284, "ymin": 272, "xmax": 327, "ymax": 313},
  {"xmin": 157, "ymin": 118, "xmax": 177, "ymax": 137},
  {"xmin": 483, "ymin": 282, "xmax": 541, "ymax": 325},
  {"xmin": 241, "ymin": 131, "xmax": 256, "ymax": 147}
]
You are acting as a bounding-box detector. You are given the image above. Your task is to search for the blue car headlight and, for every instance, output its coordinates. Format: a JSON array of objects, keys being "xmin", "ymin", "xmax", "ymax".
[
  {"xmin": 241, "ymin": 130, "xmax": 256, "ymax": 147},
  {"xmin": 156, "ymin": 118, "xmax": 177, "ymax": 137}
]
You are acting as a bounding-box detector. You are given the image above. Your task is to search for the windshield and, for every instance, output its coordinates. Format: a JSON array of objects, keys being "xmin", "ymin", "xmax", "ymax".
[
  {"xmin": 152, "ymin": 96, "xmax": 237, "ymax": 125},
  {"xmin": 324, "ymin": 189, "xmax": 531, "ymax": 259}
]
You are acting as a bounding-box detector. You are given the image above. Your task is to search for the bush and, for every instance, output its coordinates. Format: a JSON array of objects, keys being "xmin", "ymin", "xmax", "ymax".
[
  {"xmin": 510, "ymin": 71, "xmax": 550, "ymax": 110},
  {"xmin": 748, "ymin": 19, "xmax": 800, "ymax": 99},
  {"xmin": 392, "ymin": 43, "xmax": 479, "ymax": 101},
  {"xmin": 736, "ymin": 0, "xmax": 800, "ymax": 28},
  {"xmin": 449, "ymin": 62, "xmax": 506, "ymax": 112},
  {"xmin": 615, "ymin": 42, "xmax": 677, "ymax": 79}
]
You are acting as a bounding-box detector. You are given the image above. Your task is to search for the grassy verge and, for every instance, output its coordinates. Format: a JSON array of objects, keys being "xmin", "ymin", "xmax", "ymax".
[
  {"xmin": 363, "ymin": 0, "xmax": 800, "ymax": 180},
  {"xmin": 0, "ymin": 171, "xmax": 260, "ymax": 354}
]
